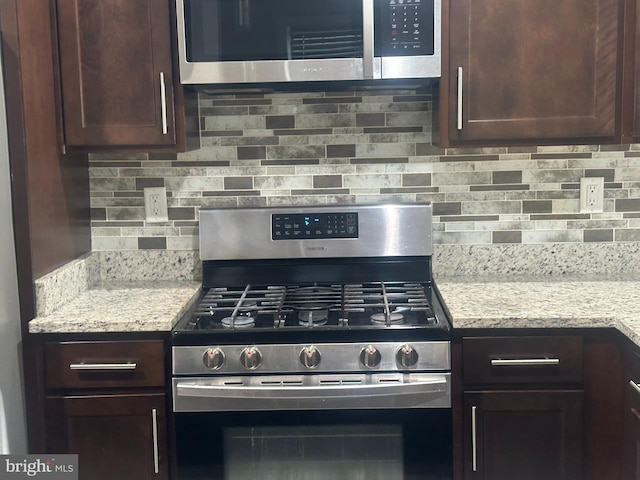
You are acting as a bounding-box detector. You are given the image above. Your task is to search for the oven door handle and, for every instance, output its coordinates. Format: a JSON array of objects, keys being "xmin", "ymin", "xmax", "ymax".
[{"xmin": 174, "ymin": 374, "xmax": 451, "ymax": 411}]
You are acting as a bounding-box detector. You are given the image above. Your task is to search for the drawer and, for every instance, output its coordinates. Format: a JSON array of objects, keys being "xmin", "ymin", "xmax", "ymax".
[
  {"xmin": 45, "ymin": 340, "xmax": 165, "ymax": 389},
  {"xmin": 463, "ymin": 336, "xmax": 583, "ymax": 386}
]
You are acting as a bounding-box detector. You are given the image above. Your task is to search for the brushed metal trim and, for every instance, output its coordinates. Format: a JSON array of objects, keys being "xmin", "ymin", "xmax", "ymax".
[
  {"xmin": 151, "ymin": 408, "xmax": 160, "ymax": 474},
  {"xmin": 160, "ymin": 72, "xmax": 168, "ymax": 135},
  {"xmin": 69, "ymin": 362, "xmax": 137, "ymax": 371},
  {"xmin": 173, "ymin": 341, "xmax": 449, "ymax": 375},
  {"xmin": 198, "ymin": 204, "xmax": 433, "ymax": 260},
  {"xmin": 173, "ymin": 373, "xmax": 451, "ymax": 411},
  {"xmin": 471, "ymin": 405, "xmax": 477, "ymax": 471},
  {"xmin": 457, "ymin": 66, "xmax": 463, "ymax": 130},
  {"xmin": 363, "ymin": 0, "xmax": 375, "ymax": 79},
  {"xmin": 490, "ymin": 358, "xmax": 560, "ymax": 367}
]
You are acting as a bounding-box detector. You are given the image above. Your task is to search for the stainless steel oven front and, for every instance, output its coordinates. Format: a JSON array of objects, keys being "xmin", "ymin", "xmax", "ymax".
[
  {"xmin": 171, "ymin": 204, "xmax": 453, "ymax": 480},
  {"xmin": 172, "ymin": 343, "xmax": 452, "ymax": 480}
]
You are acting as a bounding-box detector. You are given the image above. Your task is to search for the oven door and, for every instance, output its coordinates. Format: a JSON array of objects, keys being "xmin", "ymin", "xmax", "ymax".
[
  {"xmin": 172, "ymin": 373, "xmax": 452, "ymax": 480},
  {"xmin": 174, "ymin": 409, "xmax": 451, "ymax": 480}
]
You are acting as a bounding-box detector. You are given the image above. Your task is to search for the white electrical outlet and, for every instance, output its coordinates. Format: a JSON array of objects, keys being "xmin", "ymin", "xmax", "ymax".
[
  {"xmin": 579, "ymin": 177, "xmax": 604, "ymax": 213},
  {"xmin": 144, "ymin": 187, "xmax": 169, "ymax": 223}
]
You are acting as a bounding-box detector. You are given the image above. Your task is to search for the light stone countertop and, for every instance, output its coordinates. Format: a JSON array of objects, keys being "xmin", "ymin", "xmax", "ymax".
[
  {"xmin": 28, "ymin": 282, "xmax": 201, "ymax": 333},
  {"xmin": 435, "ymin": 275, "xmax": 640, "ymax": 346}
]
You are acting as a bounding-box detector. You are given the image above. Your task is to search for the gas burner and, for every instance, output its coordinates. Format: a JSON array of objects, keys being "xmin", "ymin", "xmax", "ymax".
[
  {"xmin": 221, "ymin": 314, "xmax": 255, "ymax": 329},
  {"xmin": 370, "ymin": 312, "xmax": 405, "ymax": 325},
  {"xmin": 297, "ymin": 309, "xmax": 329, "ymax": 326},
  {"xmin": 286, "ymin": 285, "xmax": 341, "ymax": 326}
]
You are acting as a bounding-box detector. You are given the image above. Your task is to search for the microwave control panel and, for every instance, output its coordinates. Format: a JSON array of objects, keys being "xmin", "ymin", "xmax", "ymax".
[{"xmin": 377, "ymin": 0, "xmax": 434, "ymax": 56}]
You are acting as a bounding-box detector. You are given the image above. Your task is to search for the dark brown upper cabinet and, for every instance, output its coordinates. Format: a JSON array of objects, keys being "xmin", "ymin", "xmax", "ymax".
[
  {"xmin": 622, "ymin": 0, "xmax": 640, "ymax": 142},
  {"xmin": 444, "ymin": 0, "xmax": 624, "ymax": 146},
  {"xmin": 55, "ymin": 0, "xmax": 196, "ymax": 151}
]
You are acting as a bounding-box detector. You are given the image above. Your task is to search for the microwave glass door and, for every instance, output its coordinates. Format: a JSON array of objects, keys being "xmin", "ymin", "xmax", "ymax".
[{"xmin": 184, "ymin": 0, "xmax": 364, "ymax": 62}]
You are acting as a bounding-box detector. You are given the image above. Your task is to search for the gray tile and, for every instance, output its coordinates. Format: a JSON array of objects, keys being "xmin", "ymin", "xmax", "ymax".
[
  {"xmin": 313, "ymin": 175, "xmax": 342, "ymax": 188},
  {"xmin": 493, "ymin": 231, "xmax": 522, "ymax": 243},
  {"xmin": 327, "ymin": 144, "xmax": 356, "ymax": 158},
  {"xmin": 493, "ymin": 171, "xmax": 523, "ymax": 184},
  {"xmin": 138, "ymin": 237, "xmax": 167, "ymax": 250},
  {"xmin": 523, "ymin": 200, "xmax": 553, "ymax": 214},
  {"xmin": 266, "ymin": 115, "xmax": 295, "ymax": 129},
  {"xmin": 238, "ymin": 146, "xmax": 267, "ymax": 160},
  {"xmin": 584, "ymin": 229, "xmax": 614, "ymax": 242},
  {"xmin": 616, "ymin": 199, "xmax": 640, "ymax": 212}
]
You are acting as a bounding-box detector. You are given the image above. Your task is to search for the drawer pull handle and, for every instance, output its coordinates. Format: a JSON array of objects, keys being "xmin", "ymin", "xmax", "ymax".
[
  {"xmin": 69, "ymin": 362, "xmax": 137, "ymax": 371},
  {"xmin": 471, "ymin": 405, "xmax": 477, "ymax": 472},
  {"xmin": 152, "ymin": 408, "xmax": 160, "ymax": 474},
  {"xmin": 629, "ymin": 380, "xmax": 640, "ymax": 397},
  {"xmin": 490, "ymin": 358, "xmax": 560, "ymax": 367}
]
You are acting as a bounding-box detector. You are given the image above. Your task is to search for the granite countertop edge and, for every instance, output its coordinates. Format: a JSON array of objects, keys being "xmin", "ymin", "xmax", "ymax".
[
  {"xmin": 435, "ymin": 274, "xmax": 640, "ymax": 347},
  {"xmin": 28, "ymin": 281, "xmax": 202, "ymax": 334},
  {"xmin": 27, "ymin": 276, "xmax": 640, "ymax": 350}
]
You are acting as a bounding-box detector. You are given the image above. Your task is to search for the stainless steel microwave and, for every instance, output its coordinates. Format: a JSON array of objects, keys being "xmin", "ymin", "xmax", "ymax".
[{"xmin": 175, "ymin": 0, "xmax": 441, "ymax": 86}]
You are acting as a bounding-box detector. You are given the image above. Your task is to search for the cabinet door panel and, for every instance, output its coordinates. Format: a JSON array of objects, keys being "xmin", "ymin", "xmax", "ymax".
[
  {"xmin": 56, "ymin": 0, "xmax": 176, "ymax": 146},
  {"xmin": 449, "ymin": 0, "xmax": 621, "ymax": 144},
  {"xmin": 464, "ymin": 390, "xmax": 583, "ymax": 480},
  {"xmin": 45, "ymin": 393, "xmax": 169, "ymax": 480}
]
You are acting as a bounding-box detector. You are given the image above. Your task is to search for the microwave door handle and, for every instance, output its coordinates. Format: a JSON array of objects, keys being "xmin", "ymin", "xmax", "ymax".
[{"xmin": 363, "ymin": 0, "xmax": 375, "ymax": 79}]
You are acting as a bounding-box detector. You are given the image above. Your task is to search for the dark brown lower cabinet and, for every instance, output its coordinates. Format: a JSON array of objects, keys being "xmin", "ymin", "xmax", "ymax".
[
  {"xmin": 623, "ymin": 345, "xmax": 640, "ymax": 480},
  {"xmin": 463, "ymin": 390, "xmax": 584, "ymax": 480},
  {"xmin": 45, "ymin": 393, "xmax": 169, "ymax": 480}
]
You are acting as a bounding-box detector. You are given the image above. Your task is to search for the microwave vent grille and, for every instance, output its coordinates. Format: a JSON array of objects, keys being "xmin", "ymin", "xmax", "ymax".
[{"xmin": 288, "ymin": 28, "xmax": 363, "ymax": 60}]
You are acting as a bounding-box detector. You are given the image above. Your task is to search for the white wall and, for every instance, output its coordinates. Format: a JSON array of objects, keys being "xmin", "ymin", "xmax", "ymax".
[{"xmin": 0, "ymin": 39, "xmax": 27, "ymax": 454}]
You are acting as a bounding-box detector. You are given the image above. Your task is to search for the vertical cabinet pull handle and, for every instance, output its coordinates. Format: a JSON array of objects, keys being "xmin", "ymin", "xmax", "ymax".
[
  {"xmin": 160, "ymin": 73, "xmax": 168, "ymax": 135},
  {"xmin": 471, "ymin": 405, "xmax": 478, "ymax": 472},
  {"xmin": 457, "ymin": 66, "xmax": 463, "ymax": 130},
  {"xmin": 152, "ymin": 408, "xmax": 160, "ymax": 474}
]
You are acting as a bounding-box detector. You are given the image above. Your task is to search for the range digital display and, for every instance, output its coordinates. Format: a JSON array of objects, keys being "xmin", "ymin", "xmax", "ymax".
[{"xmin": 272, "ymin": 212, "xmax": 358, "ymax": 240}]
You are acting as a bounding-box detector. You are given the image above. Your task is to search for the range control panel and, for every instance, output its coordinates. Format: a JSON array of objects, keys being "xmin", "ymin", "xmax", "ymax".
[
  {"xmin": 272, "ymin": 212, "xmax": 358, "ymax": 240},
  {"xmin": 377, "ymin": 0, "xmax": 434, "ymax": 56}
]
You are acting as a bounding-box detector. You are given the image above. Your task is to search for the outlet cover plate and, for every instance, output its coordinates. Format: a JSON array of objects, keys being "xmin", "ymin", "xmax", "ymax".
[
  {"xmin": 144, "ymin": 187, "xmax": 169, "ymax": 222},
  {"xmin": 579, "ymin": 177, "xmax": 604, "ymax": 213}
]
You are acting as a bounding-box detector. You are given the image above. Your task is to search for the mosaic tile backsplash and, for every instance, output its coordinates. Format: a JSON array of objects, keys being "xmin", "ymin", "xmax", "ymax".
[{"xmin": 89, "ymin": 88, "xmax": 640, "ymax": 255}]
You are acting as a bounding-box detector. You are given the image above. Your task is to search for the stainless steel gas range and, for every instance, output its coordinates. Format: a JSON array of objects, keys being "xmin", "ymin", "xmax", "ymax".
[{"xmin": 171, "ymin": 204, "xmax": 452, "ymax": 480}]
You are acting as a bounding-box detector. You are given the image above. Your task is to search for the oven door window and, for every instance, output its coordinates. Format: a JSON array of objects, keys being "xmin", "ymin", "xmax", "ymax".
[
  {"xmin": 184, "ymin": 0, "xmax": 364, "ymax": 62},
  {"xmin": 226, "ymin": 424, "xmax": 402, "ymax": 479},
  {"xmin": 175, "ymin": 410, "xmax": 452, "ymax": 480}
]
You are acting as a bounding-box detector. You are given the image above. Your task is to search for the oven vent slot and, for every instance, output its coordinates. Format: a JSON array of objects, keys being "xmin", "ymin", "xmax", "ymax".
[
  {"xmin": 377, "ymin": 378, "xmax": 402, "ymax": 384},
  {"xmin": 259, "ymin": 379, "xmax": 304, "ymax": 386},
  {"xmin": 223, "ymin": 380, "xmax": 244, "ymax": 386},
  {"xmin": 319, "ymin": 378, "xmax": 363, "ymax": 385}
]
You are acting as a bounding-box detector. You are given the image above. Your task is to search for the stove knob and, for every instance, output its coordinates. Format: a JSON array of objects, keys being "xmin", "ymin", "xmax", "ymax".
[
  {"xmin": 359, "ymin": 345, "xmax": 382, "ymax": 368},
  {"xmin": 240, "ymin": 346, "xmax": 262, "ymax": 370},
  {"xmin": 396, "ymin": 344, "xmax": 419, "ymax": 368},
  {"xmin": 202, "ymin": 347, "xmax": 225, "ymax": 370},
  {"xmin": 299, "ymin": 346, "xmax": 321, "ymax": 369}
]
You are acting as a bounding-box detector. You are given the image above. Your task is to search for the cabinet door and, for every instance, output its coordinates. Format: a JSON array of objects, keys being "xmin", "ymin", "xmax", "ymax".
[
  {"xmin": 623, "ymin": 348, "xmax": 640, "ymax": 480},
  {"xmin": 55, "ymin": 0, "xmax": 176, "ymax": 147},
  {"xmin": 448, "ymin": 0, "xmax": 621, "ymax": 145},
  {"xmin": 631, "ymin": 0, "xmax": 640, "ymax": 139},
  {"xmin": 45, "ymin": 393, "xmax": 169, "ymax": 480},
  {"xmin": 463, "ymin": 390, "xmax": 583, "ymax": 480}
]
